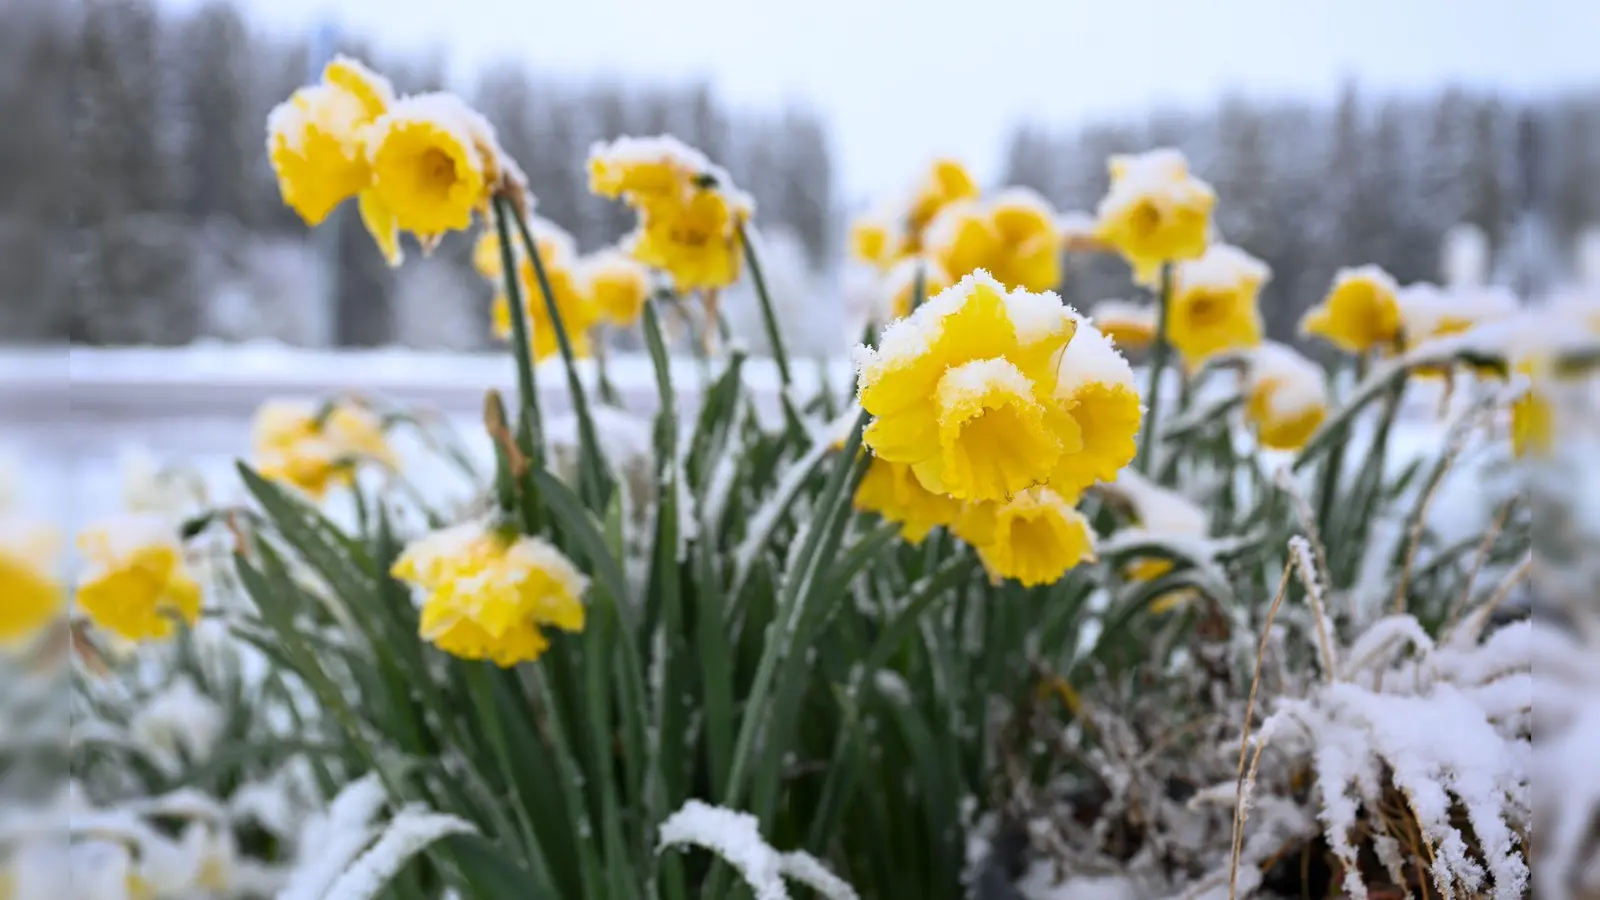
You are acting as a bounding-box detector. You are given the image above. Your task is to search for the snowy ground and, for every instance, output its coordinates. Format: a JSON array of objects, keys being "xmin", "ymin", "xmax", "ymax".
[{"xmin": 2, "ymin": 343, "xmax": 1507, "ymax": 542}]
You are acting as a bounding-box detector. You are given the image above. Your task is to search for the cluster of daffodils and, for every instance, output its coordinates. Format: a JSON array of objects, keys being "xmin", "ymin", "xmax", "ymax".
[
  {"xmin": 390, "ymin": 520, "xmax": 589, "ymax": 666},
  {"xmin": 1091, "ymin": 149, "xmax": 1217, "ymax": 285},
  {"xmin": 250, "ymin": 397, "xmax": 397, "ymax": 500},
  {"xmin": 852, "ymin": 272, "xmax": 1143, "ymax": 586},
  {"xmin": 474, "ymin": 212, "xmax": 652, "ymax": 360},
  {"xmin": 1297, "ymin": 251, "xmax": 1599, "ymax": 460},
  {"xmin": 268, "ymin": 56, "xmax": 520, "ymax": 266},
  {"xmin": 919, "ymin": 188, "xmax": 1063, "ymax": 292},
  {"xmin": 850, "ymin": 158, "xmax": 980, "ymax": 270},
  {"xmin": 851, "ymin": 161, "xmax": 1078, "ymax": 325},
  {"xmin": 588, "ymin": 135, "xmax": 754, "ymax": 292}
]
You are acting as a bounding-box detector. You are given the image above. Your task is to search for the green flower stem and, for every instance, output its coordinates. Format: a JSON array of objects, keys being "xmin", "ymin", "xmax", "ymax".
[
  {"xmin": 593, "ymin": 325, "xmax": 622, "ymax": 407},
  {"xmin": 1136, "ymin": 262, "xmax": 1175, "ymax": 474},
  {"xmin": 502, "ymin": 196, "xmax": 611, "ymax": 508},
  {"xmin": 490, "ymin": 194, "xmax": 544, "ymax": 471},
  {"xmin": 1314, "ymin": 354, "xmax": 1360, "ymax": 547},
  {"xmin": 737, "ymin": 219, "xmax": 793, "ymax": 387}
]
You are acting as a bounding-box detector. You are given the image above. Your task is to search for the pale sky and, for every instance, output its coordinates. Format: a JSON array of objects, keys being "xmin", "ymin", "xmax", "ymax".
[{"xmin": 184, "ymin": 0, "xmax": 1597, "ymax": 199}]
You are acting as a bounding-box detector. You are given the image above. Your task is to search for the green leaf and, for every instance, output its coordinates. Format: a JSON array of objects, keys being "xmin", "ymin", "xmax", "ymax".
[
  {"xmin": 439, "ymin": 834, "xmax": 549, "ymax": 900},
  {"xmin": 530, "ymin": 469, "xmax": 628, "ymax": 611}
]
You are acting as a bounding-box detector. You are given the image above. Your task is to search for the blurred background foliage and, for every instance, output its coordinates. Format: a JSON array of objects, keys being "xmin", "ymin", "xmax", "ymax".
[{"xmin": 4, "ymin": 0, "xmax": 1597, "ymax": 351}]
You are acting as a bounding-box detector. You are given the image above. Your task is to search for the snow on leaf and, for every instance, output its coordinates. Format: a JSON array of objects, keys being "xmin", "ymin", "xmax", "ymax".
[
  {"xmin": 775, "ymin": 851, "xmax": 860, "ymax": 900},
  {"xmin": 657, "ymin": 800, "xmax": 790, "ymax": 900},
  {"xmin": 321, "ymin": 806, "xmax": 476, "ymax": 900}
]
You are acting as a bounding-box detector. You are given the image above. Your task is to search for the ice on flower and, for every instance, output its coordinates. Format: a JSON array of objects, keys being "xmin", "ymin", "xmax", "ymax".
[
  {"xmin": 1167, "ymin": 243, "xmax": 1269, "ymax": 367},
  {"xmin": 1048, "ymin": 318, "xmax": 1144, "ymax": 495},
  {"xmin": 855, "ymin": 272, "xmax": 1080, "ymax": 502},
  {"xmin": 1089, "ymin": 298, "xmax": 1157, "ymax": 351},
  {"xmin": 75, "ymin": 513, "xmax": 201, "ymax": 643},
  {"xmin": 1300, "ymin": 265, "xmax": 1403, "ymax": 354},
  {"xmin": 953, "ymin": 486, "xmax": 1095, "ymax": 586},
  {"xmin": 390, "ymin": 520, "xmax": 589, "ymax": 667},
  {"xmin": 1244, "ymin": 342, "xmax": 1329, "ymax": 451},
  {"xmin": 1093, "ymin": 148, "xmax": 1216, "ymax": 282},
  {"xmin": 0, "ymin": 517, "xmax": 63, "ymax": 645}
]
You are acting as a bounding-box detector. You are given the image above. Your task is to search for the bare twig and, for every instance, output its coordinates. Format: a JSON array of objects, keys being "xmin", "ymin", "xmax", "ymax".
[
  {"xmin": 1458, "ymin": 552, "xmax": 1533, "ymax": 643},
  {"xmin": 1391, "ymin": 400, "xmax": 1492, "ymax": 614},
  {"xmin": 1445, "ymin": 495, "xmax": 1518, "ymax": 632},
  {"xmin": 1228, "ymin": 562, "xmax": 1294, "ymax": 900}
]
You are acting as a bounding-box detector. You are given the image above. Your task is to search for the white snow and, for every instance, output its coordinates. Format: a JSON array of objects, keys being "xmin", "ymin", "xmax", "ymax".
[
  {"xmin": 75, "ymin": 512, "xmax": 184, "ymax": 573},
  {"xmin": 587, "ymin": 134, "xmax": 714, "ymax": 180},
  {"xmin": 321, "ymin": 806, "xmax": 476, "ymax": 900},
  {"xmin": 938, "ymin": 357, "xmax": 1036, "ymax": 406},
  {"xmin": 370, "ymin": 92, "xmax": 491, "ymax": 174},
  {"xmin": 657, "ymin": 800, "xmax": 791, "ymax": 900},
  {"xmin": 1087, "ymin": 298, "xmax": 1156, "ymax": 335},
  {"xmin": 860, "ymin": 270, "xmax": 1073, "ymax": 383},
  {"xmin": 1055, "ymin": 319, "xmax": 1138, "ymax": 398},
  {"xmin": 1327, "ymin": 264, "xmax": 1398, "ymax": 299},
  {"xmin": 1246, "ymin": 343, "xmax": 1327, "ymax": 420},
  {"xmin": 1096, "ymin": 148, "xmax": 1215, "ymax": 223},
  {"xmin": 1056, "ymin": 210, "xmax": 1097, "ymax": 240},
  {"xmin": 1100, "ymin": 468, "xmax": 1207, "ymax": 536},
  {"xmin": 130, "ymin": 676, "xmax": 225, "ymax": 773},
  {"xmin": 1173, "ymin": 244, "xmax": 1270, "ymax": 295},
  {"xmin": 587, "ymin": 134, "xmax": 753, "ymax": 210},
  {"xmin": 1440, "ymin": 223, "xmax": 1490, "ymax": 288}
]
